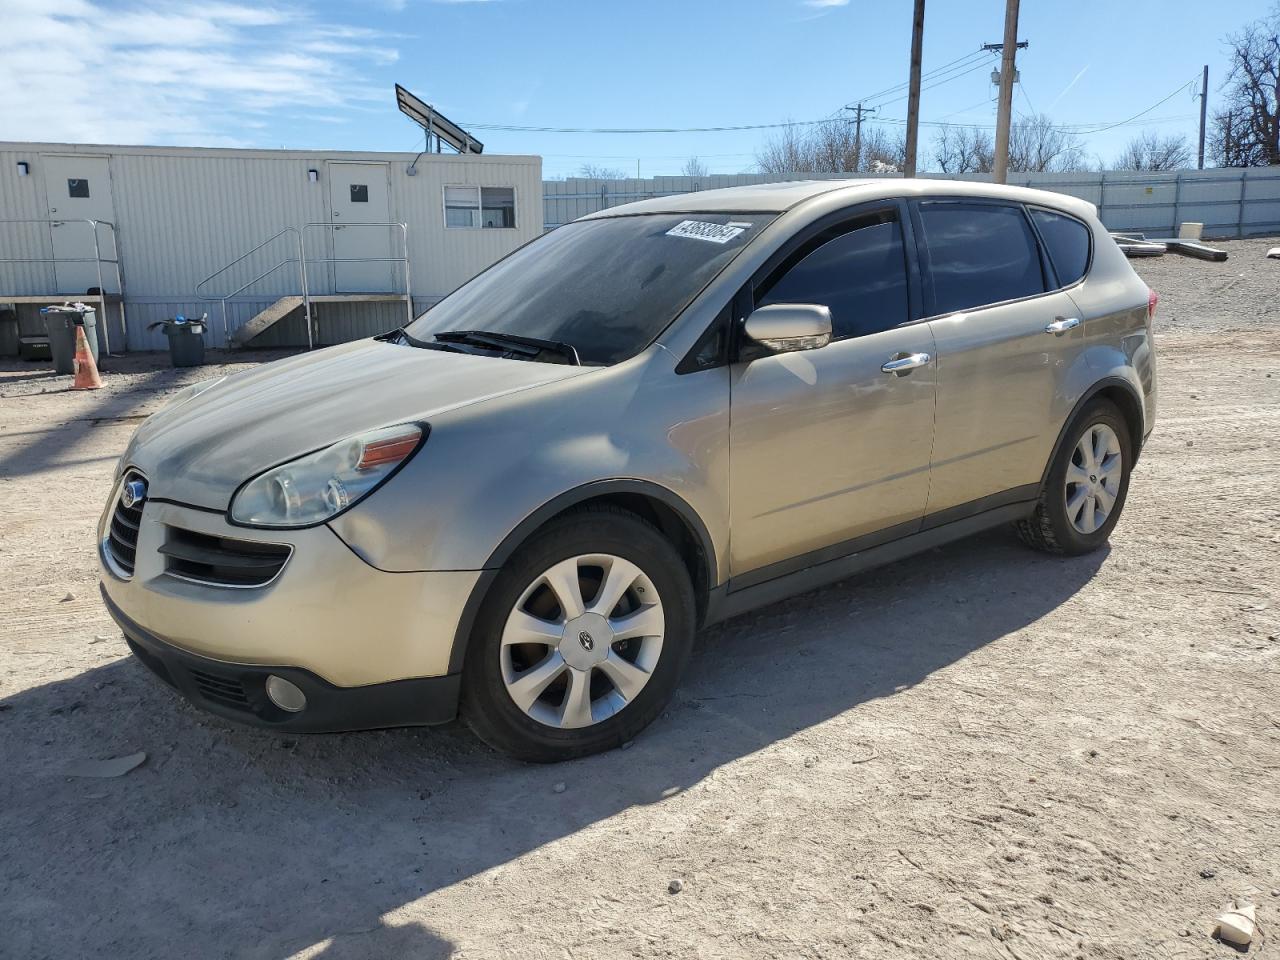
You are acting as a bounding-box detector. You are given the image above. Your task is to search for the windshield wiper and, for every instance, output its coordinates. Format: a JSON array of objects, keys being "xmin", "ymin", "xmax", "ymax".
[
  {"xmin": 433, "ymin": 329, "xmax": 581, "ymax": 365},
  {"xmin": 380, "ymin": 327, "xmax": 465, "ymax": 352}
]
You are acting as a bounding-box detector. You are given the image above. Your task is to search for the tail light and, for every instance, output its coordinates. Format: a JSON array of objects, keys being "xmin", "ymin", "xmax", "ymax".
[{"xmin": 1147, "ymin": 288, "xmax": 1159, "ymax": 322}]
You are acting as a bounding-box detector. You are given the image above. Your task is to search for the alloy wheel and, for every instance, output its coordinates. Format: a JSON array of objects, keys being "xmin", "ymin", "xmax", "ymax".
[
  {"xmin": 1064, "ymin": 422, "xmax": 1123, "ymax": 535},
  {"xmin": 500, "ymin": 554, "xmax": 665, "ymax": 729}
]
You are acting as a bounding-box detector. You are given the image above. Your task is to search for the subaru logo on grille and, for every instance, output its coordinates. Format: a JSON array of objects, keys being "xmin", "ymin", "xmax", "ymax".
[
  {"xmin": 578, "ymin": 631, "xmax": 595, "ymax": 652},
  {"xmin": 121, "ymin": 478, "xmax": 147, "ymax": 509}
]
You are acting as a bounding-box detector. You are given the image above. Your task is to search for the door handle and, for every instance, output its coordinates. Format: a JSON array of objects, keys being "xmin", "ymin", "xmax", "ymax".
[
  {"xmin": 881, "ymin": 352, "xmax": 931, "ymax": 375},
  {"xmin": 1045, "ymin": 317, "xmax": 1081, "ymax": 336}
]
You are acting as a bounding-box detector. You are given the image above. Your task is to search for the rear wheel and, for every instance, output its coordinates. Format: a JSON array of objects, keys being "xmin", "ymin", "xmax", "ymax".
[
  {"xmin": 460, "ymin": 506, "xmax": 695, "ymax": 762},
  {"xmin": 1017, "ymin": 399, "xmax": 1133, "ymax": 555}
]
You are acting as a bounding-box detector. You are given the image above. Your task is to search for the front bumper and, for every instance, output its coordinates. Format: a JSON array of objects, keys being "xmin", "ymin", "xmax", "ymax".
[
  {"xmin": 98, "ymin": 488, "xmax": 484, "ymax": 730},
  {"xmin": 104, "ymin": 587, "xmax": 461, "ymax": 731},
  {"xmin": 99, "ymin": 492, "xmax": 482, "ymax": 686}
]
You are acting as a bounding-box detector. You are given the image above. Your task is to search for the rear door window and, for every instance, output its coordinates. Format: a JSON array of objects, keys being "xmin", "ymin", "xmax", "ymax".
[
  {"xmin": 756, "ymin": 210, "xmax": 909, "ymax": 340},
  {"xmin": 917, "ymin": 202, "xmax": 1046, "ymax": 315},
  {"xmin": 1030, "ymin": 208, "xmax": 1091, "ymax": 287}
]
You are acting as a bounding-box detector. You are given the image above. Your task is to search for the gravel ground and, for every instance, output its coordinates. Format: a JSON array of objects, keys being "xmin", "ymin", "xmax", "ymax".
[{"xmin": 1, "ymin": 239, "xmax": 1278, "ymax": 959}]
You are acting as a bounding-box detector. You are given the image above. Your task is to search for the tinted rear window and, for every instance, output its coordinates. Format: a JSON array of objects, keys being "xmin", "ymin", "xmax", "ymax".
[
  {"xmin": 1030, "ymin": 208, "xmax": 1091, "ymax": 287},
  {"xmin": 918, "ymin": 202, "xmax": 1046, "ymax": 315}
]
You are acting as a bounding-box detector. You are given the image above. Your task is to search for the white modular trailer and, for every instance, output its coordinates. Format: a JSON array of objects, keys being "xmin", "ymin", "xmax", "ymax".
[{"xmin": 0, "ymin": 142, "xmax": 542, "ymax": 352}]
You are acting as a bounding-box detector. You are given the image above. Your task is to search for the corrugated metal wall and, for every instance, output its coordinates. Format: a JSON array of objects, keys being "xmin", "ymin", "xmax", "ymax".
[
  {"xmin": 0, "ymin": 142, "xmax": 542, "ymax": 352},
  {"xmin": 544, "ymin": 168, "xmax": 1280, "ymax": 237}
]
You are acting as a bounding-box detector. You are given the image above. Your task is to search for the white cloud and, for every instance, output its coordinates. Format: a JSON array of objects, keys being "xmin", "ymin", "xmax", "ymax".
[
  {"xmin": 803, "ymin": 0, "xmax": 850, "ymax": 7},
  {"xmin": 0, "ymin": 0, "xmax": 400, "ymax": 146}
]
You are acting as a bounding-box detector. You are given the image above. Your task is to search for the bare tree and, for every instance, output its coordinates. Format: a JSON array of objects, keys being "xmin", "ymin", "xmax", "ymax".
[
  {"xmin": 681, "ymin": 157, "xmax": 709, "ymax": 178},
  {"xmin": 755, "ymin": 122, "xmax": 815, "ymax": 174},
  {"xmin": 1210, "ymin": 5, "xmax": 1280, "ymax": 166},
  {"xmin": 1007, "ymin": 114, "xmax": 1088, "ymax": 173},
  {"xmin": 860, "ymin": 126, "xmax": 907, "ymax": 172},
  {"xmin": 1114, "ymin": 131, "xmax": 1192, "ymax": 171},
  {"xmin": 577, "ymin": 163, "xmax": 627, "ymax": 180},
  {"xmin": 932, "ymin": 125, "xmax": 994, "ymax": 174},
  {"xmin": 755, "ymin": 119, "xmax": 904, "ymax": 174}
]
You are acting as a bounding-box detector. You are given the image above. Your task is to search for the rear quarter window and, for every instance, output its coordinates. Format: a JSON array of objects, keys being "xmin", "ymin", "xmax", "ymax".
[
  {"xmin": 1030, "ymin": 208, "xmax": 1092, "ymax": 287},
  {"xmin": 917, "ymin": 202, "xmax": 1046, "ymax": 315}
]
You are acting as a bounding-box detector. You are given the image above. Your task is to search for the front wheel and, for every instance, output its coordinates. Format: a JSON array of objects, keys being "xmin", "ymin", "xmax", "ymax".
[
  {"xmin": 460, "ymin": 506, "xmax": 696, "ymax": 762},
  {"xmin": 1017, "ymin": 398, "xmax": 1133, "ymax": 555}
]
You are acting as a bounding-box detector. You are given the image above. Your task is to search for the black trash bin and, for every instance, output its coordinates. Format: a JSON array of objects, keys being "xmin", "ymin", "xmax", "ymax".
[
  {"xmin": 41, "ymin": 303, "xmax": 99, "ymax": 375},
  {"xmin": 151, "ymin": 315, "xmax": 207, "ymax": 368}
]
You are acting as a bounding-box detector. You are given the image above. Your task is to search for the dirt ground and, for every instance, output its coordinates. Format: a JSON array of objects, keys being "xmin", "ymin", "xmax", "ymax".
[{"xmin": 2, "ymin": 239, "xmax": 1278, "ymax": 959}]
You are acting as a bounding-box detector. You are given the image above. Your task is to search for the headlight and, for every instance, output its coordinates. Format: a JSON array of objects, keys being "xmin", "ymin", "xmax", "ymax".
[
  {"xmin": 230, "ymin": 424, "xmax": 424, "ymax": 528},
  {"xmin": 165, "ymin": 376, "xmax": 225, "ymax": 411}
]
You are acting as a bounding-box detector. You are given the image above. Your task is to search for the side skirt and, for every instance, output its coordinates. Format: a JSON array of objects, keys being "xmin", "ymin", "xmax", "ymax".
[{"xmin": 703, "ymin": 499, "xmax": 1036, "ymax": 627}]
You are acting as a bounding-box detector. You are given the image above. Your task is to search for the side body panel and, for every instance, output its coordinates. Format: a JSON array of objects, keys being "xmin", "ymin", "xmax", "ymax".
[
  {"xmin": 1068, "ymin": 226, "xmax": 1157, "ymax": 443},
  {"xmin": 726, "ymin": 324, "xmax": 937, "ymax": 581},
  {"xmin": 924, "ymin": 291, "xmax": 1086, "ymax": 514},
  {"xmin": 328, "ymin": 344, "xmax": 735, "ymax": 577}
]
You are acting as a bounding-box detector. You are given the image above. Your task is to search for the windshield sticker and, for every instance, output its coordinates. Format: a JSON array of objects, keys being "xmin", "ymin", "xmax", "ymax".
[{"xmin": 666, "ymin": 220, "xmax": 746, "ymax": 244}]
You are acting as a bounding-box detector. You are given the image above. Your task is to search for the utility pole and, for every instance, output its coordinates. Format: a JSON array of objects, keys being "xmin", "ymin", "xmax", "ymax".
[
  {"xmin": 903, "ymin": 0, "xmax": 926, "ymax": 177},
  {"xmin": 1197, "ymin": 64, "xmax": 1209, "ymax": 169},
  {"xmin": 991, "ymin": 0, "xmax": 1021, "ymax": 184},
  {"xmin": 845, "ymin": 102, "xmax": 878, "ymax": 171}
]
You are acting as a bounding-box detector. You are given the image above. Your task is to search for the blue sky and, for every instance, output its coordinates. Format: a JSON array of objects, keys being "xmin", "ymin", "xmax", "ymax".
[{"xmin": 1, "ymin": 0, "xmax": 1269, "ymax": 176}]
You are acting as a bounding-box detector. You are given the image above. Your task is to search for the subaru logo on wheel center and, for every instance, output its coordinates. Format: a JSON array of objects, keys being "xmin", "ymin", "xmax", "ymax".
[
  {"xmin": 578, "ymin": 631, "xmax": 594, "ymax": 652},
  {"xmin": 121, "ymin": 478, "xmax": 147, "ymax": 509}
]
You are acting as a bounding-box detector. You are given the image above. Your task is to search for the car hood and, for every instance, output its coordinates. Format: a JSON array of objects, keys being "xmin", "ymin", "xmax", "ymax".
[{"xmin": 125, "ymin": 339, "xmax": 592, "ymax": 510}]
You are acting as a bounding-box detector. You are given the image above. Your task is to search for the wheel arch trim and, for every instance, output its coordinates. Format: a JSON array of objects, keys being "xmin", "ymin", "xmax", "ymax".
[
  {"xmin": 447, "ymin": 479, "xmax": 717, "ymax": 674},
  {"xmin": 1041, "ymin": 377, "xmax": 1146, "ymax": 490}
]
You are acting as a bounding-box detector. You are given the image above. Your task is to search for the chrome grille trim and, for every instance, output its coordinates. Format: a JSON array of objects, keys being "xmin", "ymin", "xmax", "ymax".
[{"xmin": 102, "ymin": 471, "xmax": 146, "ymax": 580}]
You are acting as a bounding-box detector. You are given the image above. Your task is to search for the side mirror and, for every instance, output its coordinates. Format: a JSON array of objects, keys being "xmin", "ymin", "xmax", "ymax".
[{"xmin": 742, "ymin": 303, "xmax": 832, "ymax": 356}]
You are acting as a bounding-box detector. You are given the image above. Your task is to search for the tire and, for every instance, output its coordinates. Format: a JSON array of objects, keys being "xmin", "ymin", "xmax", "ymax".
[
  {"xmin": 460, "ymin": 505, "xmax": 696, "ymax": 762},
  {"xmin": 1017, "ymin": 398, "xmax": 1133, "ymax": 556}
]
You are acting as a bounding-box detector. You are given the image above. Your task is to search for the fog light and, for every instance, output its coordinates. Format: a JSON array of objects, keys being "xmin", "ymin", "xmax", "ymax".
[{"xmin": 265, "ymin": 675, "xmax": 307, "ymax": 713}]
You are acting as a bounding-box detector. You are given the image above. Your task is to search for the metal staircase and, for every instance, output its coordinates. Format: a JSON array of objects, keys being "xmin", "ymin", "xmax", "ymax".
[{"xmin": 196, "ymin": 222, "xmax": 412, "ymax": 348}]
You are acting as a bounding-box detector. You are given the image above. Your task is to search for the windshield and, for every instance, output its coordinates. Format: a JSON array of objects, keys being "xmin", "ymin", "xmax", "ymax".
[{"xmin": 406, "ymin": 213, "xmax": 771, "ymax": 365}]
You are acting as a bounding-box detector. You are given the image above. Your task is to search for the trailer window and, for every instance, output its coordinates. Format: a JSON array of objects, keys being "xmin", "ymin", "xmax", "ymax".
[{"xmin": 444, "ymin": 186, "xmax": 516, "ymax": 229}]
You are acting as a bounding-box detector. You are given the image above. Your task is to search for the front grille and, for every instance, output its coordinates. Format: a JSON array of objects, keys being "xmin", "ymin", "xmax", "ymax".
[
  {"xmin": 105, "ymin": 472, "xmax": 145, "ymax": 577},
  {"xmin": 159, "ymin": 526, "xmax": 291, "ymax": 588},
  {"xmin": 189, "ymin": 667, "xmax": 252, "ymax": 711}
]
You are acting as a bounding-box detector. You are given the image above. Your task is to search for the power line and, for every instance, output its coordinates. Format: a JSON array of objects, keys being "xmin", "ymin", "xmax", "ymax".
[
  {"xmin": 873, "ymin": 59, "xmax": 995, "ymax": 109},
  {"xmin": 1068, "ymin": 75, "xmax": 1200, "ymax": 134},
  {"xmin": 462, "ymin": 81, "xmax": 1203, "ymax": 138},
  {"xmin": 458, "ymin": 118, "xmax": 835, "ymax": 134},
  {"xmin": 849, "ymin": 48, "xmax": 991, "ymax": 107}
]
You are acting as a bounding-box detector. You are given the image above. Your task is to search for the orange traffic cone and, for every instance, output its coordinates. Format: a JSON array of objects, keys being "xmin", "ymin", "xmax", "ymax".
[{"xmin": 72, "ymin": 323, "xmax": 103, "ymax": 390}]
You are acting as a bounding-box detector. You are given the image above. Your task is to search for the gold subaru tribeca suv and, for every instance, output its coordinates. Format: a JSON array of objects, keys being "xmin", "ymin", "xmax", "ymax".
[{"xmin": 100, "ymin": 179, "xmax": 1156, "ymax": 761}]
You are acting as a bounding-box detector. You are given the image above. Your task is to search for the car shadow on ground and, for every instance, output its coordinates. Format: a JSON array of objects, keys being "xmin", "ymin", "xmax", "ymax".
[{"xmin": 1, "ymin": 529, "xmax": 1107, "ymax": 959}]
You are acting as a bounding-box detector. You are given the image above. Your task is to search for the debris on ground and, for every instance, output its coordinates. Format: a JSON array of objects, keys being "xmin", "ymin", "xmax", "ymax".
[
  {"xmin": 668, "ymin": 879, "xmax": 684, "ymax": 894},
  {"xmin": 1268, "ymin": 247, "xmax": 1280, "ymax": 259},
  {"xmin": 552, "ymin": 781, "xmax": 566, "ymax": 794},
  {"xmin": 1112, "ymin": 234, "xmax": 1168, "ymax": 258},
  {"xmin": 1215, "ymin": 900, "xmax": 1257, "ymax": 948},
  {"xmin": 1111, "ymin": 232, "xmax": 1229, "ymax": 262},
  {"xmin": 64, "ymin": 752, "xmax": 147, "ymax": 778}
]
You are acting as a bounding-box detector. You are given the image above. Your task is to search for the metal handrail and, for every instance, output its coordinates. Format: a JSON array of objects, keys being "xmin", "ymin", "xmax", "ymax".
[
  {"xmin": 195, "ymin": 227, "xmax": 307, "ymax": 347},
  {"xmin": 194, "ymin": 222, "xmax": 410, "ymax": 348},
  {"xmin": 300, "ymin": 221, "xmax": 413, "ymax": 327},
  {"xmin": 0, "ymin": 217, "xmax": 127, "ymax": 353}
]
